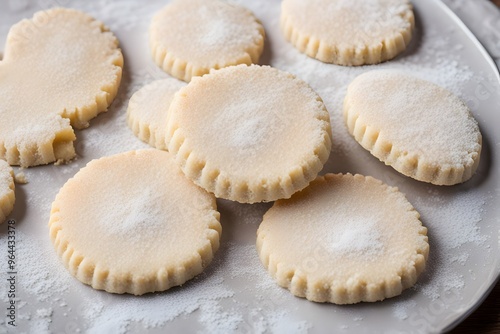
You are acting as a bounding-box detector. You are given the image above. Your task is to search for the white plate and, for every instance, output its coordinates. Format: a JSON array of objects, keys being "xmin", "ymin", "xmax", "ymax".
[{"xmin": 1, "ymin": 0, "xmax": 499, "ymax": 333}]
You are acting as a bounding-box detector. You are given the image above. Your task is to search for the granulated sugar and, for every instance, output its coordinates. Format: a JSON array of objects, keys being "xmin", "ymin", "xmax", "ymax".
[
  {"xmin": 422, "ymin": 192, "xmax": 488, "ymax": 250},
  {"xmin": 392, "ymin": 299, "xmax": 418, "ymax": 320},
  {"xmin": 74, "ymin": 242, "xmax": 311, "ymax": 333},
  {"xmin": 272, "ymin": 30, "xmax": 476, "ymax": 157},
  {"xmin": 30, "ymin": 308, "xmax": 53, "ymax": 334},
  {"xmin": 197, "ymin": 300, "xmax": 243, "ymax": 334},
  {"xmin": 327, "ymin": 219, "xmax": 384, "ymax": 257},
  {"xmin": 82, "ymin": 261, "xmax": 234, "ymax": 333},
  {"xmin": 414, "ymin": 191, "xmax": 488, "ymax": 300},
  {"xmin": 0, "ymin": 0, "xmax": 497, "ymax": 332}
]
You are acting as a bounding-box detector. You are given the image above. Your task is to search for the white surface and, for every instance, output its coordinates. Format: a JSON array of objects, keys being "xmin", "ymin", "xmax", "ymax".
[{"xmin": 0, "ymin": 0, "xmax": 499, "ymax": 333}]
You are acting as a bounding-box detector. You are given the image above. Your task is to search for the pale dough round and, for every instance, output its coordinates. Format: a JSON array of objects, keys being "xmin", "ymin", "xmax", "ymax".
[
  {"xmin": 165, "ymin": 65, "xmax": 332, "ymax": 204},
  {"xmin": 344, "ymin": 70, "xmax": 482, "ymax": 185},
  {"xmin": 281, "ymin": 0, "xmax": 414, "ymax": 65},
  {"xmin": 127, "ymin": 78, "xmax": 186, "ymax": 150},
  {"xmin": 150, "ymin": 0, "xmax": 265, "ymax": 82},
  {"xmin": 0, "ymin": 160, "xmax": 15, "ymax": 224},
  {"xmin": 257, "ymin": 173, "xmax": 429, "ymax": 304},
  {"xmin": 49, "ymin": 150, "xmax": 221, "ymax": 295},
  {"xmin": 0, "ymin": 8, "xmax": 123, "ymax": 167}
]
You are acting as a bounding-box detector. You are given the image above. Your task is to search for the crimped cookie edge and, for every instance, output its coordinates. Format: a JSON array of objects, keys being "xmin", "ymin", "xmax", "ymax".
[
  {"xmin": 343, "ymin": 80, "xmax": 482, "ymax": 185},
  {"xmin": 0, "ymin": 162, "xmax": 15, "ymax": 223}
]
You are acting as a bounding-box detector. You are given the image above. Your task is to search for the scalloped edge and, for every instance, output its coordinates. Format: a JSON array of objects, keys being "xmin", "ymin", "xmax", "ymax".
[
  {"xmin": 126, "ymin": 79, "xmax": 185, "ymax": 150},
  {"xmin": 165, "ymin": 65, "xmax": 332, "ymax": 203},
  {"xmin": 343, "ymin": 76, "xmax": 482, "ymax": 186},
  {"xmin": 149, "ymin": 1, "xmax": 265, "ymax": 82},
  {"xmin": 256, "ymin": 173, "xmax": 429, "ymax": 304},
  {"xmin": 280, "ymin": 0, "xmax": 414, "ymax": 66},
  {"xmin": 48, "ymin": 150, "xmax": 222, "ymax": 295},
  {"xmin": 0, "ymin": 8, "xmax": 123, "ymax": 167},
  {"xmin": 0, "ymin": 160, "xmax": 15, "ymax": 224}
]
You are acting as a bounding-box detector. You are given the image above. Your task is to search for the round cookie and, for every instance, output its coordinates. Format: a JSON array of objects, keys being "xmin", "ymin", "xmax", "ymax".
[
  {"xmin": 0, "ymin": 160, "xmax": 15, "ymax": 223},
  {"xmin": 344, "ymin": 70, "xmax": 482, "ymax": 185},
  {"xmin": 281, "ymin": 0, "xmax": 414, "ymax": 65},
  {"xmin": 165, "ymin": 65, "xmax": 332, "ymax": 204},
  {"xmin": 257, "ymin": 173, "xmax": 429, "ymax": 304},
  {"xmin": 48, "ymin": 150, "xmax": 221, "ymax": 295},
  {"xmin": 127, "ymin": 78, "xmax": 186, "ymax": 150},
  {"xmin": 0, "ymin": 8, "xmax": 123, "ymax": 167},
  {"xmin": 150, "ymin": 0, "xmax": 265, "ymax": 82}
]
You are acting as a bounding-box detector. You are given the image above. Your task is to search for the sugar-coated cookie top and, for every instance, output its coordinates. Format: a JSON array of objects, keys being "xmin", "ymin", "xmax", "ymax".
[{"xmin": 282, "ymin": 0, "xmax": 413, "ymax": 47}]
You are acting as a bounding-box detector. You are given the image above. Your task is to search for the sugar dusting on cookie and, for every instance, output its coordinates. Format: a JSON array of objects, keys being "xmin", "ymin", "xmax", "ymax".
[
  {"xmin": 1, "ymin": 0, "xmax": 497, "ymax": 332},
  {"xmin": 327, "ymin": 219, "xmax": 385, "ymax": 257}
]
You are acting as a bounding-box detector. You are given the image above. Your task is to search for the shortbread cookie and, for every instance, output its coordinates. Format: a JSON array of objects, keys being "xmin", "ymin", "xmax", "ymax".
[
  {"xmin": 344, "ymin": 70, "xmax": 482, "ymax": 185},
  {"xmin": 150, "ymin": 0, "xmax": 265, "ymax": 82},
  {"xmin": 49, "ymin": 150, "xmax": 221, "ymax": 295},
  {"xmin": 0, "ymin": 8, "xmax": 123, "ymax": 167},
  {"xmin": 127, "ymin": 79, "xmax": 186, "ymax": 150},
  {"xmin": 166, "ymin": 65, "xmax": 332, "ymax": 204},
  {"xmin": 257, "ymin": 173, "xmax": 429, "ymax": 304},
  {"xmin": 281, "ymin": 0, "xmax": 414, "ymax": 65},
  {"xmin": 0, "ymin": 160, "xmax": 15, "ymax": 223}
]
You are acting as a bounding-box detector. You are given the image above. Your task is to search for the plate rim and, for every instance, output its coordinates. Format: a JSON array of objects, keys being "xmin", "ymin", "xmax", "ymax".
[{"xmin": 433, "ymin": 0, "xmax": 500, "ymax": 332}]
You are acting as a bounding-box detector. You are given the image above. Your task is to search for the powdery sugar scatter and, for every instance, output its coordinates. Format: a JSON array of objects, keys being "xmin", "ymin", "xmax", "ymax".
[
  {"xmin": 77, "ymin": 242, "xmax": 312, "ymax": 333},
  {"xmin": 413, "ymin": 191, "xmax": 489, "ymax": 300},
  {"xmin": 195, "ymin": 5, "xmax": 250, "ymax": 49},
  {"xmin": 0, "ymin": 160, "xmax": 13, "ymax": 193},
  {"xmin": 101, "ymin": 188, "xmax": 168, "ymax": 239},
  {"xmin": 197, "ymin": 300, "xmax": 243, "ymax": 334},
  {"xmin": 29, "ymin": 308, "xmax": 53, "ymax": 334},
  {"xmin": 212, "ymin": 97, "xmax": 273, "ymax": 151}
]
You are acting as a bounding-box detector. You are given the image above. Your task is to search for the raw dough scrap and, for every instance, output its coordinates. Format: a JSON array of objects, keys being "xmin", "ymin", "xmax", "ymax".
[
  {"xmin": 165, "ymin": 64, "xmax": 332, "ymax": 204},
  {"xmin": 0, "ymin": 8, "xmax": 123, "ymax": 167},
  {"xmin": 257, "ymin": 173, "xmax": 429, "ymax": 304},
  {"xmin": 0, "ymin": 160, "xmax": 15, "ymax": 224},
  {"xmin": 127, "ymin": 78, "xmax": 186, "ymax": 150},
  {"xmin": 281, "ymin": 0, "xmax": 414, "ymax": 65},
  {"xmin": 48, "ymin": 150, "xmax": 221, "ymax": 295},
  {"xmin": 344, "ymin": 70, "xmax": 482, "ymax": 185},
  {"xmin": 150, "ymin": 0, "xmax": 265, "ymax": 82}
]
